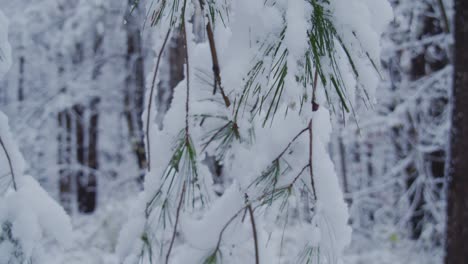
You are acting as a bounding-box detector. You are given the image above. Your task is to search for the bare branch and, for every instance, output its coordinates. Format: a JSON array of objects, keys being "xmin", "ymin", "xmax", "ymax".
[
  {"xmin": 0, "ymin": 135, "xmax": 17, "ymax": 191},
  {"xmin": 146, "ymin": 28, "xmax": 172, "ymax": 172},
  {"xmin": 198, "ymin": 0, "xmax": 231, "ymax": 108},
  {"xmin": 272, "ymin": 126, "xmax": 309, "ymax": 162},
  {"xmin": 308, "ymin": 121, "xmax": 317, "ymax": 201},
  {"xmin": 292, "ymin": 164, "xmax": 311, "ymax": 186},
  {"xmin": 165, "ymin": 182, "xmax": 186, "ymax": 264},
  {"xmin": 312, "ymin": 69, "xmax": 319, "ymax": 112},
  {"xmin": 181, "ymin": 15, "xmax": 191, "ymax": 138},
  {"xmin": 247, "ymin": 203, "xmax": 260, "ymax": 264}
]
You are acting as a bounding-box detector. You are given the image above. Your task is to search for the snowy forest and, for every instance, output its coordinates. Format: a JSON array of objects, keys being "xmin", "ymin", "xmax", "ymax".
[{"xmin": 0, "ymin": 0, "xmax": 467, "ymax": 263}]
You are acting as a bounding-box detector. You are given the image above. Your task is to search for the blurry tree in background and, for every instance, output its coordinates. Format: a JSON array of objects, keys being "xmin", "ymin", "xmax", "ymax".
[
  {"xmin": 124, "ymin": 0, "xmax": 147, "ymax": 183},
  {"xmin": 332, "ymin": 0, "xmax": 453, "ymax": 251},
  {"xmin": 0, "ymin": 0, "xmax": 150, "ymax": 215},
  {"xmin": 445, "ymin": 0, "xmax": 468, "ymax": 262}
]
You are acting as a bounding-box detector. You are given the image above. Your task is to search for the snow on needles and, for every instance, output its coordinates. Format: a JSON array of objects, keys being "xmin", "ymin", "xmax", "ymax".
[{"xmin": 116, "ymin": 0, "xmax": 393, "ymax": 263}]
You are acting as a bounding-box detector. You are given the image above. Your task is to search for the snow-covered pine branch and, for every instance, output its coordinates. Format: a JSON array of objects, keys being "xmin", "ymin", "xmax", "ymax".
[{"xmin": 117, "ymin": 0, "xmax": 393, "ymax": 263}]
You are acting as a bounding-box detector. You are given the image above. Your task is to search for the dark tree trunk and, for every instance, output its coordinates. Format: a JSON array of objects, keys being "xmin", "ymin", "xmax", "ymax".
[
  {"xmin": 76, "ymin": 30, "xmax": 103, "ymax": 214},
  {"xmin": 18, "ymin": 56, "xmax": 24, "ymax": 102},
  {"xmin": 74, "ymin": 104, "xmax": 87, "ymax": 213},
  {"xmin": 124, "ymin": 2, "xmax": 147, "ymax": 183},
  {"xmin": 155, "ymin": 28, "xmax": 185, "ymax": 127},
  {"xmin": 445, "ymin": 0, "xmax": 468, "ymax": 263},
  {"xmin": 74, "ymin": 100, "xmax": 99, "ymax": 214},
  {"xmin": 338, "ymin": 135, "xmax": 350, "ymax": 205},
  {"xmin": 57, "ymin": 50, "xmax": 74, "ymax": 213},
  {"xmin": 58, "ymin": 110, "xmax": 73, "ymax": 213},
  {"xmin": 365, "ymin": 143, "xmax": 375, "ymax": 223},
  {"xmin": 77, "ymin": 99, "xmax": 99, "ymax": 213}
]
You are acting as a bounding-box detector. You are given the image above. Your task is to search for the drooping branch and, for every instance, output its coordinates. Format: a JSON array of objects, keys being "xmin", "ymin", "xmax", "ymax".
[
  {"xmin": 308, "ymin": 68, "xmax": 319, "ymax": 200},
  {"xmin": 165, "ymin": 3, "xmax": 193, "ymax": 262},
  {"xmin": 436, "ymin": 0, "xmax": 450, "ymax": 33},
  {"xmin": 198, "ymin": 0, "xmax": 231, "ymax": 108},
  {"xmin": 308, "ymin": 121, "xmax": 317, "ymax": 201},
  {"xmin": 247, "ymin": 203, "xmax": 260, "ymax": 264},
  {"xmin": 165, "ymin": 182, "xmax": 186, "ymax": 264},
  {"xmin": 292, "ymin": 164, "xmax": 311, "ymax": 186},
  {"xmin": 203, "ymin": 163, "xmax": 315, "ymax": 263},
  {"xmin": 214, "ymin": 205, "xmax": 247, "ymax": 251},
  {"xmin": 205, "ymin": 22, "xmax": 231, "ymax": 107},
  {"xmin": 0, "ymin": 135, "xmax": 17, "ymax": 191},
  {"xmin": 146, "ymin": 28, "xmax": 172, "ymax": 172},
  {"xmin": 272, "ymin": 126, "xmax": 309, "ymax": 162},
  {"xmin": 181, "ymin": 12, "xmax": 191, "ymax": 138},
  {"xmin": 312, "ymin": 69, "xmax": 319, "ymax": 111}
]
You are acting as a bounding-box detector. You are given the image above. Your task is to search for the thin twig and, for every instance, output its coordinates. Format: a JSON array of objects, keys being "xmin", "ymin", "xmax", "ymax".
[
  {"xmin": 181, "ymin": 1, "xmax": 191, "ymax": 138},
  {"xmin": 273, "ymin": 127, "xmax": 309, "ymax": 162},
  {"xmin": 198, "ymin": 0, "xmax": 231, "ymax": 107},
  {"xmin": 209, "ymin": 163, "xmax": 312, "ymax": 259},
  {"xmin": 308, "ymin": 121, "xmax": 317, "ymax": 201},
  {"xmin": 306, "ymin": 68, "xmax": 319, "ymax": 200},
  {"xmin": 166, "ymin": 4, "xmax": 190, "ymax": 261},
  {"xmin": 215, "ymin": 206, "xmax": 248, "ymax": 251},
  {"xmin": 436, "ymin": 0, "xmax": 450, "ymax": 33},
  {"xmin": 292, "ymin": 164, "xmax": 311, "ymax": 186},
  {"xmin": 0, "ymin": 135, "xmax": 17, "ymax": 191},
  {"xmin": 206, "ymin": 22, "xmax": 231, "ymax": 107},
  {"xmin": 145, "ymin": 28, "xmax": 172, "ymax": 172},
  {"xmin": 206, "ymin": 23, "xmax": 221, "ymax": 95},
  {"xmin": 201, "ymin": 121, "xmax": 232, "ymax": 152},
  {"xmin": 247, "ymin": 204, "xmax": 260, "ymax": 264},
  {"xmin": 212, "ymin": 168, "xmax": 310, "ymax": 256},
  {"xmin": 165, "ymin": 182, "xmax": 186, "ymax": 264},
  {"xmin": 312, "ymin": 69, "xmax": 319, "ymax": 112}
]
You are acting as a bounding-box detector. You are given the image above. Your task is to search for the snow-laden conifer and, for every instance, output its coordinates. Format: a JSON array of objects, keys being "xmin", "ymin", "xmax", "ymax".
[{"xmin": 117, "ymin": 1, "xmax": 393, "ymax": 263}]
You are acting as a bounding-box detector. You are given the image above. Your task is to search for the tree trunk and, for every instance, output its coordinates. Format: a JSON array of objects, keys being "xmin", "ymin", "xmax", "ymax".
[
  {"xmin": 57, "ymin": 50, "xmax": 74, "ymax": 213},
  {"xmin": 124, "ymin": 2, "xmax": 147, "ymax": 182},
  {"xmin": 338, "ymin": 135, "xmax": 350, "ymax": 205},
  {"xmin": 77, "ymin": 99, "xmax": 99, "ymax": 213},
  {"xmin": 74, "ymin": 104, "xmax": 87, "ymax": 213},
  {"xmin": 445, "ymin": 0, "xmax": 468, "ymax": 263},
  {"xmin": 58, "ymin": 109, "xmax": 73, "ymax": 213},
  {"xmin": 18, "ymin": 56, "xmax": 24, "ymax": 102},
  {"xmin": 76, "ymin": 29, "xmax": 103, "ymax": 214},
  {"xmin": 155, "ymin": 27, "xmax": 185, "ymax": 127}
]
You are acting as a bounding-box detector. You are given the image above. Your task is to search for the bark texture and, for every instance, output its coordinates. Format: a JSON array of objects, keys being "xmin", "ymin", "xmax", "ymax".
[{"xmin": 445, "ymin": 0, "xmax": 468, "ymax": 262}]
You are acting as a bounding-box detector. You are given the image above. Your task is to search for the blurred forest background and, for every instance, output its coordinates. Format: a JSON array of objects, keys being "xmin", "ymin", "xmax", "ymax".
[{"xmin": 0, "ymin": 0, "xmax": 455, "ymax": 263}]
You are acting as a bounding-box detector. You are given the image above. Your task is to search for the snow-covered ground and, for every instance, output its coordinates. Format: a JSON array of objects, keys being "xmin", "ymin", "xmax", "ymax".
[
  {"xmin": 345, "ymin": 237, "xmax": 443, "ymax": 264},
  {"xmin": 48, "ymin": 204, "xmax": 442, "ymax": 264}
]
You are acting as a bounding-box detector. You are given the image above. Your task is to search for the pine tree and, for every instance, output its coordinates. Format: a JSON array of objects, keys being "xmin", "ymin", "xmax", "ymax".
[{"xmin": 117, "ymin": 1, "xmax": 393, "ymax": 263}]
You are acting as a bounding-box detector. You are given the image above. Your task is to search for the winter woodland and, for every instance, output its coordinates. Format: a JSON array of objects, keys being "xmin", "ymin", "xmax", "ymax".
[{"xmin": 0, "ymin": 0, "xmax": 466, "ymax": 264}]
